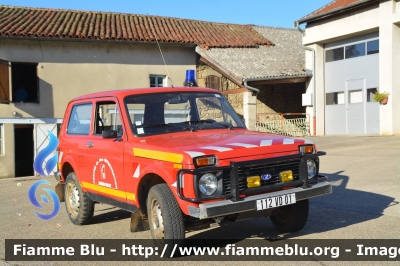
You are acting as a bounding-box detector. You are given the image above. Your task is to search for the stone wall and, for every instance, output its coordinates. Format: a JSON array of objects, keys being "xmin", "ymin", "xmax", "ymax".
[{"xmin": 196, "ymin": 62, "xmax": 243, "ymax": 116}]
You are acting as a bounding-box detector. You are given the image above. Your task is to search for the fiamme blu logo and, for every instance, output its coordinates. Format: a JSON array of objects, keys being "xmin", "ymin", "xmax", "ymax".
[{"xmin": 29, "ymin": 130, "xmax": 60, "ymax": 220}]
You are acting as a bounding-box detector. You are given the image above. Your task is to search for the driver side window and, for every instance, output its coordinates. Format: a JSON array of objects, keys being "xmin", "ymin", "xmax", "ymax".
[{"xmin": 94, "ymin": 101, "xmax": 124, "ymax": 136}]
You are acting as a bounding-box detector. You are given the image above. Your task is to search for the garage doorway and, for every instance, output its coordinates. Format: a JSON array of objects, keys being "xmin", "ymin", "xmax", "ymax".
[{"xmin": 14, "ymin": 124, "xmax": 34, "ymax": 177}]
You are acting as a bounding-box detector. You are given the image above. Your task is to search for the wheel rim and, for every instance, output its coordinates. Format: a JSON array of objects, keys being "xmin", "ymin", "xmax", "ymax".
[
  {"xmin": 150, "ymin": 198, "xmax": 165, "ymax": 241},
  {"xmin": 66, "ymin": 181, "xmax": 80, "ymax": 217}
]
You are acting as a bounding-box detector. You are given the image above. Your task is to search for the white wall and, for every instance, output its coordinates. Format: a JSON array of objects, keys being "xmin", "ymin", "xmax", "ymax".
[{"xmin": 302, "ymin": 0, "xmax": 400, "ymax": 135}]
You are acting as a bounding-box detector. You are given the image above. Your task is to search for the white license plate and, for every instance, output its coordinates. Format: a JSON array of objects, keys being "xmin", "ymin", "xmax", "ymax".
[{"xmin": 256, "ymin": 193, "xmax": 296, "ymax": 210}]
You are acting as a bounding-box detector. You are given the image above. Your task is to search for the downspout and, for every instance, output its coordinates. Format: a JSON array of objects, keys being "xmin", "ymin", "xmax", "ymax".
[
  {"xmin": 295, "ymin": 22, "xmax": 317, "ymax": 136},
  {"xmin": 243, "ymin": 78, "xmax": 260, "ymax": 95}
]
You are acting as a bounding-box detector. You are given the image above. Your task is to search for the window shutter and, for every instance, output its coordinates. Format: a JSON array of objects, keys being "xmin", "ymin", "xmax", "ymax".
[
  {"xmin": 0, "ymin": 59, "xmax": 10, "ymax": 104},
  {"xmin": 205, "ymin": 75, "xmax": 221, "ymax": 91}
]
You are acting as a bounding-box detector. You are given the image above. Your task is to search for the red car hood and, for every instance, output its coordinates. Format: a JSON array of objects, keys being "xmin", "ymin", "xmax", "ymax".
[{"xmin": 135, "ymin": 129, "xmax": 313, "ymax": 165}]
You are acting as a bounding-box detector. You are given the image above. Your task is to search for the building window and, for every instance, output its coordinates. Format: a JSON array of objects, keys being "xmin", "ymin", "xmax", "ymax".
[
  {"xmin": 11, "ymin": 62, "xmax": 39, "ymax": 103},
  {"xmin": 326, "ymin": 92, "xmax": 345, "ymax": 105},
  {"xmin": 67, "ymin": 103, "xmax": 92, "ymax": 135},
  {"xmin": 1, "ymin": 61, "xmax": 39, "ymax": 103},
  {"xmin": 0, "ymin": 123, "xmax": 3, "ymax": 155},
  {"xmin": 205, "ymin": 75, "xmax": 221, "ymax": 90},
  {"xmin": 367, "ymin": 40, "xmax": 379, "ymax": 55},
  {"xmin": 345, "ymin": 43, "xmax": 365, "ymax": 59},
  {"xmin": 326, "ymin": 39, "xmax": 379, "ymax": 62},
  {"xmin": 367, "ymin": 88, "xmax": 378, "ymax": 102},
  {"xmin": 150, "ymin": 75, "xmax": 166, "ymax": 87},
  {"xmin": 326, "ymin": 47, "xmax": 344, "ymax": 62},
  {"xmin": 348, "ymin": 90, "xmax": 363, "ymax": 103}
]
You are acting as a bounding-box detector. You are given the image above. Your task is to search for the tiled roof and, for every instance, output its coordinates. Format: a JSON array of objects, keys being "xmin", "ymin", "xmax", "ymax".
[
  {"xmin": 298, "ymin": 0, "xmax": 375, "ymax": 23},
  {"xmin": 0, "ymin": 5, "xmax": 272, "ymax": 48},
  {"xmin": 197, "ymin": 26, "xmax": 307, "ymax": 80}
]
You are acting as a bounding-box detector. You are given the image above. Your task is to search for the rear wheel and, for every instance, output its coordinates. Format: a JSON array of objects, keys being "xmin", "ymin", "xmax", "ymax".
[
  {"xmin": 270, "ymin": 199, "xmax": 309, "ymax": 232},
  {"xmin": 147, "ymin": 183, "xmax": 185, "ymax": 249},
  {"xmin": 65, "ymin": 172, "xmax": 94, "ymax": 225}
]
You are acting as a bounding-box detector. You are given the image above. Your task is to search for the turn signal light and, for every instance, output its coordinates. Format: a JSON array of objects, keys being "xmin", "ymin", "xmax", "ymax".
[
  {"xmin": 194, "ymin": 156, "xmax": 216, "ymax": 167},
  {"xmin": 299, "ymin": 145, "xmax": 314, "ymax": 154}
]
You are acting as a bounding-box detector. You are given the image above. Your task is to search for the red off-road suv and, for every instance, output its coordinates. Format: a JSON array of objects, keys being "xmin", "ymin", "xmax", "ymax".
[{"xmin": 55, "ymin": 87, "xmax": 331, "ymax": 246}]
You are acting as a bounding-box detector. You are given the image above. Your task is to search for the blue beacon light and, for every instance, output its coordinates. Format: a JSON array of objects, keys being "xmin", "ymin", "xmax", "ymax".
[{"xmin": 183, "ymin": 69, "xmax": 198, "ymax": 87}]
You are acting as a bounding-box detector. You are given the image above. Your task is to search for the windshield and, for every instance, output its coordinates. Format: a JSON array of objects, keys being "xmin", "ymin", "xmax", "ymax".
[{"xmin": 124, "ymin": 92, "xmax": 246, "ymax": 136}]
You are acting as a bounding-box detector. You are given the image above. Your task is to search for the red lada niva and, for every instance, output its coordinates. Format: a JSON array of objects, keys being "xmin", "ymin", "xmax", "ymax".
[{"xmin": 56, "ymin": 87, "xmax": 331, "ymax": 247}]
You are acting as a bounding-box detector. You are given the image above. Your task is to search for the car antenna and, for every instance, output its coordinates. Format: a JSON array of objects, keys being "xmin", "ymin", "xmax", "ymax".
[{"xmin": 150, "ymin": 17, "xmax": 174, "ymax": 88}]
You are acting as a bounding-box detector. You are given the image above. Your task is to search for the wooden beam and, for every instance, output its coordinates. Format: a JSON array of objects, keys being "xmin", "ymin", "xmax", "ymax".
[{"xmin": 220, "ymin": 87, "xmax": 249, "ymax": 95}]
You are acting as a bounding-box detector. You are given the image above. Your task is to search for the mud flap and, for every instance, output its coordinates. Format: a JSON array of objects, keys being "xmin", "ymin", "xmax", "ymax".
[
  {"xmin": 130, "ymin": 209, "xmax": 150, "ymax": 232},
  {"xmin": 55, "ymin": 182, "xmax": 65, "ymax": 202}
]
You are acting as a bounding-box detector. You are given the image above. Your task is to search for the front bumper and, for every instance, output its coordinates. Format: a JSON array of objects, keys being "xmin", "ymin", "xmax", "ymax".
[{"xmin": 188, "ymin": 180, "xmax": 332, "ymax": 219}]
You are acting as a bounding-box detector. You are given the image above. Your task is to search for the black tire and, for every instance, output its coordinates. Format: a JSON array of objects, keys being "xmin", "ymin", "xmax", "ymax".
[
  {"xmin": 147, "ymin": 183, "xmax": 185, "ymax": 250},
  {"xmin": 270, "ymin": 199, "xmax": 309, "ymax": 233},
  {"xmin": 64, "ymin": 172, "xmax": 94, "ymax": 225}
]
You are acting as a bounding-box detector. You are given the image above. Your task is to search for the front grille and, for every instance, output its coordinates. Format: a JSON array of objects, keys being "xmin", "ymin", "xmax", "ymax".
[{"xmin": 222, "ymin": 158, "xmax": 301, "ymax": 195}]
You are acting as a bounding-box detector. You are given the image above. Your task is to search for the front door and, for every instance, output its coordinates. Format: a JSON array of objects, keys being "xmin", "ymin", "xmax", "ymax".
[
  {"xmin": 84, "ymin": 98, "xmax": 126, "ymax": 203},
  {"xmin": 346, "ymin": 78, "xmax": 365, "ymax": 134}
]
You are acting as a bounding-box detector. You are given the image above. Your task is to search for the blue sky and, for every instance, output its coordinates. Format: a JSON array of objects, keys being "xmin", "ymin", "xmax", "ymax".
[{"xmin": 1, "ymin": 0, "xmax": 331, "ymax": 28}]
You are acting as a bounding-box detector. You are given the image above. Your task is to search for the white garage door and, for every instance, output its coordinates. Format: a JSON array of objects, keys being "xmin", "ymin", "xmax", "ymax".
[{"xmin": 324, "ymin": 33, "xmax": 380, "ymax": 135}]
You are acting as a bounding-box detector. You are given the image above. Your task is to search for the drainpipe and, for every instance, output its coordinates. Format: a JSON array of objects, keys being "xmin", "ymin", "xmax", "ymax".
[
  {"xmin": 243, "ymin": 78, "xmax": 260, "ymax": 95},
  {"xmin": 295, "ymin": 22, "xmax": 317, "ymax": 136}
]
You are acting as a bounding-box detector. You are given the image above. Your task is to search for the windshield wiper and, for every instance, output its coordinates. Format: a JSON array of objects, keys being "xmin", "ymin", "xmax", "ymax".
[
  {"xmin": 141, "ymin": 123, "xmax": 194, "ymax": 132},
  {"xmin": 186, "ymin": 120, "xmax": 232, "ymax": 129}
]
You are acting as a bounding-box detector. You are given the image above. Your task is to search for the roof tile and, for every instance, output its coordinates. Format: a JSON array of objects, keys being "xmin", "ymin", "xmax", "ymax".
[
  {"xmin": 0, "ymin": 5, "xmax": 271, "ymax": 48},
  {"xmin": 300, "ymin": 0, "xmax": 375, "ymax": 22}
]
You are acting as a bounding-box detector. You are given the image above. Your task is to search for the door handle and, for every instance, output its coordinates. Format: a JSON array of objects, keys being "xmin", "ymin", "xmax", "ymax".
[{"xmin": 87, "ymin": 142, "xmax": 94, "ymax": 147}]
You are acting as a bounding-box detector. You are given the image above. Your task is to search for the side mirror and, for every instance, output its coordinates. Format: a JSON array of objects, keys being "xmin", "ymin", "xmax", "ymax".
[{"xmin": 102, "ymin": 130, "xmax": 117, "ymax": 139}]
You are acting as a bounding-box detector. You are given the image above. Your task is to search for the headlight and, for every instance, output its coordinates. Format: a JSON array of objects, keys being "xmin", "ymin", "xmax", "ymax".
[
  {"xmin": 199, "ymin": 173, "xmax": 218, "ymax": 195},
  {"xmin": 307, "ymin": 160, "xmax": 317, "ymax": 179}
]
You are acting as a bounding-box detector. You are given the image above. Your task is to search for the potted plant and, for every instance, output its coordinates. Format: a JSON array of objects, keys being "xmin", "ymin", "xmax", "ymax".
[{"xmin": 373, "ymin": 91, "xmax": 390, "ymax": 105}]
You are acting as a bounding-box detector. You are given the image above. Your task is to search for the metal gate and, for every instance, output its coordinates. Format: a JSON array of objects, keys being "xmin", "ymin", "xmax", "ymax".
[{"xmin": 255, "ymin": 113, "xmax": 310, "ymax": 137}]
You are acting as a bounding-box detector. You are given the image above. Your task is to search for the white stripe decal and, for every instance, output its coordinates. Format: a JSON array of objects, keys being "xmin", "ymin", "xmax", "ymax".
[
  {"xmin": 184, "ymin": 151, "xmax": 206, "ymax": 158},
  {"xmin": 283, "ymin": 138, "xmax": 295, "ymax": 145},
  {"xmin": 304, "ymin": 139, "xmax": 314, "ymax": 144},
  {"xmin": 171, "ymin": 181, "xmax": 177, "ymax": 187},
  {"xmin": 227, "ymin": 143, "xmax": 258, "ymax": 148},
  {"xmin": 200, "ymin": 146, "xmax": 232, "ymax": 152},
  {"xmin": 133, "ymin": 165, "xmax": 140, "ymax": 178},
  {"xmin": 58, "ymin": 152, "xmax": 63, "ymax": 163},
  {"xmin": 260, "ymin": 140, "xmax": 272, "ymax": 146}
]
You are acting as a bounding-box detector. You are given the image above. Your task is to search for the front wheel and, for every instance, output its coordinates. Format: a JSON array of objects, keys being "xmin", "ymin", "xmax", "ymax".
[
  {"xmin": 147, "ymin": 183, "xmax": 185, "ymax": 249},
  {"xmin": 270, "ymin": 199, "xmax": 309, "ymax": 233},
  {"xmin": 65, "ymin": 172, "xmax": 94, "ymax": 225}
]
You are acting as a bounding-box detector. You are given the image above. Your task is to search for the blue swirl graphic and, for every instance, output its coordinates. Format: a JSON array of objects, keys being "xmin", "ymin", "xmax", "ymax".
[
  {"xmin": 28, "ymin": 180, "xmax": 60, "ymax": 220},
  {"xmin": 33, "ymin": 130, "xmax": 59, "ymax": 176}
]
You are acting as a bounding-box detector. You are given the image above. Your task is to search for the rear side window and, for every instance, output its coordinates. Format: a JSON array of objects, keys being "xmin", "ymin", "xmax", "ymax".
[{"xmin": 67, "ymin": 103, "xmax": 92, "ymax": 135}]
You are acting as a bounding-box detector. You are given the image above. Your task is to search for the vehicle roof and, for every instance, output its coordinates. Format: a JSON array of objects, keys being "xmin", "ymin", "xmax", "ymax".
[{"xmin": 70, "ymin": 87, "xmax": 222, "ymax": 102}]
